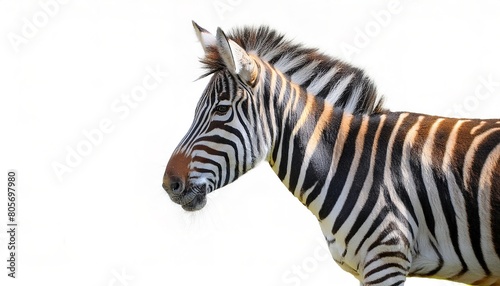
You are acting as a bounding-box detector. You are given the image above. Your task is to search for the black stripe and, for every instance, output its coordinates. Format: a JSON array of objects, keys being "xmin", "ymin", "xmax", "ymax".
[
  {"xmin": 191, "ymin": 154, "xmax": 223, "ymax": 188},
  {"xmin": 335, "ymin": 72, "xmax": 360, "ymax": 108},
  {"xmin": 182, "ymin": 97, "xmax": 212, "ymax": 150},
  {"xmin": 271, "ymin": 80, "xmax": 291, "ymax": 165},
  {"xmin": 278, "ymin": 86, "xmax": 305, "ymax": 182},
  {"xmin": 492, "ymin": 157, "xmax": 500, "ymax": 260},
  {"xmin": 355, "ymin": 205, "xmax": 389, "ymax": 255},
  {"xmin": 316, "ymin": 68, "xmax": 343, "ymax": 99},
  {"xmin": 305, "ymin": 110, "xmax": 344, "ymax": 206},
  {"xmin": 289, "ymin": 97, "xmax": 323, "ymax": 192},
  {"xmin": 464, "ymin": 129, "xmax": 500, "ymax": 275},
  {"xmin": 191, "ymin": 145, "xmax": 230, "ymax": 188},
  {"xmin": 353, "ymin": 113, "xmax": 396, "ymax": 254},
  {"xmin": 318, "ymin": 114, "xmax": 361, "ymax": 220},
  {"xmin": 299, "ymin": 104, "xmax": 330, "ymax": 194},
  {"xmin": 192, "ymin": 167, "xmax": 216, "ymax": 180},
  {"xmin": 364, "ymin": 250, "xmax": 410, "ymax": 269},
  {"xmin": 449, "ymin": 120, "xmax": 481, "ymax": 276},
  {"xmin": 383, "ymin": 186, "xmax": 414, "ymax": 242},
  {"xmin": 390, "ymin": 114, "xmax": 420, "ymax": 229},
  {"xmin": 200, "ymin": 135, "xmax": 240, "ymax": 185},
  {"xmin": 277, "ymin": 118, "xmax": 293, "ymax": 181},
  {"xmin": 231, "ymin": 98, "xmax": 250, "ymax": 173},
  {"xmin": 426, "ymin": 118, "xmax": 456, "ymax": 238},
  {"xmin": 331, "ymin": 115, "xmax": 370, "ymax": 234},
  {"xmin": 365, "ymin": 271, "xmax": 405, "ymax": 286},
  {"xmin": 364, "ymin": 263, "xmax": 407, "ymax": 281},
  {"xmin": 354, "ymin": 78, "xmax": 378, "ymax": 114}
]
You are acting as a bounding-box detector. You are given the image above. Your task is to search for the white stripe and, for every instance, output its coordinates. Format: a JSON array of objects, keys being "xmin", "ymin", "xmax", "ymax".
[
  {"xmin": 274, "ymin": 55, "xmax": 306, "ymax": 73},
  {"xmin": 344, "ymin": 84, "xmax": 363, "ymax": 113},
  {"xmin": 307, "ymin": 113, "xmax": 354, "ymax": 216},
  {"xmin": 290, "ymin": 60, "xmax": 320, "ymax": 85},
  {"xmin": 470, "ymin": 120, "xmax": 486, "ymax": 135},
  {"xmin": 307, "ymin": 66, "xmax": 339, "ymax": 95},
  {"xmin": 478, "ymin": 143, "xmax": 500, "ymax": 268},
  {"xmin": 325, "ymin": 74, "xmax": 354, "ymax": 106}
]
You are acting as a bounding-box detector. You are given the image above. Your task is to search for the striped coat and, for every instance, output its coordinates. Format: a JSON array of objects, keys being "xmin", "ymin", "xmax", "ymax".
[{"xmin": 163, "ymin": 22, "xmax": 500, "ymax": 285}]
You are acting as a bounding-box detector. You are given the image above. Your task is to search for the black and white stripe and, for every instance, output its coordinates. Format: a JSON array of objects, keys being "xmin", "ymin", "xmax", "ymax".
[{"xmin": 163, "ymin": 23, "xmax": 500, "ymax": 285}]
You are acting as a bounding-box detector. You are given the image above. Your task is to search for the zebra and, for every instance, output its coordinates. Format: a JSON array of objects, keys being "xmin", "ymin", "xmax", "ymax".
[{"xmin": 162, "ymin": 22, "xmax": 500, "ymax": 286}]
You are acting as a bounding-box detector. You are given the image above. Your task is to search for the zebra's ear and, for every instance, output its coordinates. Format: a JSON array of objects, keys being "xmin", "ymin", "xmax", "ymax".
[
  {"xmin": 215, "ymin": 27, "xmax": 258, "ymax": 86},
  {"xmin": 192, "ymin": 21, "xmax": 216, "ymax": 52}
]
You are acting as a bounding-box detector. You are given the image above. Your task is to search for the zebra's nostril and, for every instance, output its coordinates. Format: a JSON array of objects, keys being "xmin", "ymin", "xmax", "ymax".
[
  {"xmin": 171, "ymin": 181, "xmax": 181, "ymax": 192},
  {"xmin": 167, "ymin": 176, "xmax": 184, "ymax": 195}
]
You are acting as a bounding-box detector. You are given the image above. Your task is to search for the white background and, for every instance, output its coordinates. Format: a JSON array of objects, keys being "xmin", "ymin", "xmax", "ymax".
[{"xmin": 1, "ymin": 1, "xmax": 500, "ymax": 285}]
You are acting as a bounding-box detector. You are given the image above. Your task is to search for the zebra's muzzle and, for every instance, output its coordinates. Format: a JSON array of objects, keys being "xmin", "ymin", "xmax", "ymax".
[
  {"xmin": 163, "ymin": 152, "xmax": 208, "ymax": 211},
  {"xmin": 162, "ymin": 176, "xmax": 207, "ymax": 211},
  {"xmin": 179, "ymin": 188, "xmax": 207, "ymax": 211}
]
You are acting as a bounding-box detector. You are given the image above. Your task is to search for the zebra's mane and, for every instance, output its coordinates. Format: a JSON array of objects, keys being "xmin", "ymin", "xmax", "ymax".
[{"xmin": 200, "ymin": 26, "xmax": 385, "ymax": 115}]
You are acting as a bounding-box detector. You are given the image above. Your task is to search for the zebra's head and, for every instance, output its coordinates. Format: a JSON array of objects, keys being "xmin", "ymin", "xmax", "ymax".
[{"xmin": 163, "ymin": 22, "xmax": 268, "ymax": 211}]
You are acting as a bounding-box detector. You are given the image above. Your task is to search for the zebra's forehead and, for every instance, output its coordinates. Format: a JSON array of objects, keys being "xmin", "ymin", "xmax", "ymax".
[{"xmin": 203, "ymin": 70, "xmax": 238, "ymax": 101}]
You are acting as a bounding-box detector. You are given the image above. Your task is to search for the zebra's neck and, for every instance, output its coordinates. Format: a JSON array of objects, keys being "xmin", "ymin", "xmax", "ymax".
[{"xmin": 256, "ymin": 57, "xmax": 376, "ymax": 220}]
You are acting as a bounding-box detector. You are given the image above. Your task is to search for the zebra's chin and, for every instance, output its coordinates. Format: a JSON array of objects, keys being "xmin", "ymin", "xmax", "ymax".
[
  {"xmin": 180, "ymin": 192, "xmax": 207, "ymax": 211},
  {"xmin": 167, "ymin": 185, "xmax": 208, "ymax": 212}
]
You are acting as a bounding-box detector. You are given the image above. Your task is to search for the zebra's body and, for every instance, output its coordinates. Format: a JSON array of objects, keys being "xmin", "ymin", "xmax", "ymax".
[{"xmin": 163, "ymin": 23, "xmax": 500, "ymax": 285}]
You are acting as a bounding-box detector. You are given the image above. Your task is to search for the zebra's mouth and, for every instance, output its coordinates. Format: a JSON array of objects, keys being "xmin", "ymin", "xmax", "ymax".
[
  {"xmin": 181, "ymin": 193, "xmax": 207, "ymax": 211},
  {"xmin": 168, "ymin": 185, "xmax": 207, "ymax": 212}
]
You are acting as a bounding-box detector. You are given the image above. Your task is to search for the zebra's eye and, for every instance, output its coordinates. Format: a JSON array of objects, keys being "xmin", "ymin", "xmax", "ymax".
[{"xmin": 214, "ymin": 105, "xmax": 230, "ymax": 115}]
